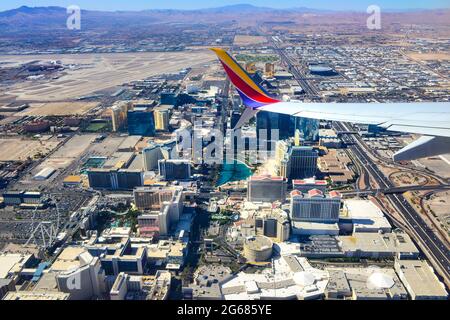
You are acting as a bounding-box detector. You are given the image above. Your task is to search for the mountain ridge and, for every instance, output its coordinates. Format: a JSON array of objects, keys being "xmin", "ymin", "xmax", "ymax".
[{"xmin": 2, "ymin": 4, "xmax": 445, "ymax": 15}]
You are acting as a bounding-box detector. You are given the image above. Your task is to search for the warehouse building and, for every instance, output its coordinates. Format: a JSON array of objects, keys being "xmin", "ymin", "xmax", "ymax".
[
  {"xmin": 394, "ymin": 259, "xmax": 448, "ymax": 300},
  {"xmin": 34, "ymin": 167, "xmax": 56, "ymax": 181},
  {"xmin": 339, "ymin": 232, "xmax": 419, "ymax": 259}
]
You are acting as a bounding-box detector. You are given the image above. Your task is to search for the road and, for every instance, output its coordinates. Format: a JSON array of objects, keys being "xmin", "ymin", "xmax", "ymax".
[
  {"xmin": 271, "ymin": 40, "xmax": 319, "ymax": 97},
  {"xmin": 335, "ymin": 121, "xmax": 450, "ymax": 282},
  {"xmin": 340, "ymin": 184, "xmax": 450, "ymax": 197},
  {"xmin": 268, "ymin": 34, "xmax": 450, "ymax": 286}
]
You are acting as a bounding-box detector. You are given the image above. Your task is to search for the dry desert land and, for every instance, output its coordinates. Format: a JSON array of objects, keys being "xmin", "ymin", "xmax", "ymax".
[
  {"xmin": 425, "ymin": 191, "xmax": 450, "ymax": 216},
  {"xmin": 33, "ymin": 134, "xmax": 96, "ymax": 171},
  {"xmin": 406, "ymin": 52, "xmax": 450, "ymax": 61},
  {"xmin": 16, "ymin": 101, "xmax": 99, "ymax": 116},
  {"xmin": 234, "ymin": 35, "xmax": 267, "ymax": 46},
  {"xmin": 0, "ymin": 50, "xmax": 215, "ymax": 102},
  {"xmin": 418, "ymin": 155, "xmax": 450, "ymax": 179},
  {"xmin": 423, "ymin": 191, "xmax": 450, "ymax": 233},
  {"xmin": 0, "ymin": 136, "xmax": 60, "ymax": 161}
]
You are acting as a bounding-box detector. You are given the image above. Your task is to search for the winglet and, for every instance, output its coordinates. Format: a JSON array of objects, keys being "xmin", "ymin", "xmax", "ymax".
[{"xmin": 210, "ymin": 47, "xmax": 280, "ymax": 109}]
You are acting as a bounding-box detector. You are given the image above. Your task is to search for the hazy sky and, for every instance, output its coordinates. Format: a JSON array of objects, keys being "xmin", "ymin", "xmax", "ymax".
[{"xmin": 1, "ymin": 0, "xmax": 449, "ymax": 11}]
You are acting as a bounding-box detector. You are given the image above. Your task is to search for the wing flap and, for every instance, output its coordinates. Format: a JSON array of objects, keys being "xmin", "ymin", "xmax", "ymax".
[{"xmin": 385, "ymin": 125, "xmax": 450, "ymax": 138}]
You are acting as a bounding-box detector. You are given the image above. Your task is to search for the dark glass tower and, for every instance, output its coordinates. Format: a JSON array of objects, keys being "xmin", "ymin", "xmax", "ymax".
[
  {"xmin": 127, "ymin": 108, "xmax": 155, "ymax": 136},
  {"xmin": 256, "ymin": 112, "xmax": 319, "ymax": 149}
]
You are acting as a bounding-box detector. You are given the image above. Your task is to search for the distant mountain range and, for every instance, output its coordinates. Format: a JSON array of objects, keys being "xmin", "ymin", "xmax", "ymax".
[
  {"xmin": 0, "ymin": 4, "xmax": 448, "ymax": 33},
  {"xmin": 182, "ymin": 4, "xmax": 333, "ymax": 13},
  {"xmin": 2, "ymin": 3, "xmax": 443, "ymax": 16},
  {"xmin": 0, "ymin": 4, "xmax": 332, "ymax": 32}
]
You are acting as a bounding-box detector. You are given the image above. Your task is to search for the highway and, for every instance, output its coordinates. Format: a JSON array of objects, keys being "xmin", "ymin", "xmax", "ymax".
[
  {"xmin": 335, "ymin": 121, "xmax": 450, "ymax": 281},
  {"xmin": 271, "ymin": 40, "xmax": 318, "ymax": 97},
  {"xmin": 340, "ymin": 184, "xmax": 450, "ymax": 197},
  {"xmin": 269, "ymin": 41, "xmax": 450, "ymax": 283}
]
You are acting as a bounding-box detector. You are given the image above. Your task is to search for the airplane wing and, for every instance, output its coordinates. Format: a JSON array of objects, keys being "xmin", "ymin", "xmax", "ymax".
[
  {"xmin": 260, "ymin": 101, "xmax": 450, "ymax": 161},
  {"xmin": 259, "ymin": 101, "xmax": 450, "ymax": 138}
]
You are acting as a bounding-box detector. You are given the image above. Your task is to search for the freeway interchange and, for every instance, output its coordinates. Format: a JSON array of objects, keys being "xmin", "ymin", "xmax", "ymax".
[
  {"xmin": 269, "ymin": 41, "xmax": 450, "ymax": 285},
  {"xmin": 335, "ymin": 121, "xmax": 450, "ymax": 284}
]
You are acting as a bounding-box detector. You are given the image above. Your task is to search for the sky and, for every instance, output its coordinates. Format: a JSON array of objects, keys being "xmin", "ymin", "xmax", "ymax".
[{"xmin": 0, "ymin": 0, "xmax": 449, "ymax": 12}]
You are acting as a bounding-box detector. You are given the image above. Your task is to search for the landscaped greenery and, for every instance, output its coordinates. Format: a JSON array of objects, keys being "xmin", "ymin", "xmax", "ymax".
[
  {"xmin": 235, "ymin": 54, "xmax": 279, "ymax": 63},
  {"xmin": 117, "ymin": 208, "xmax": 141, "ymax": 232},
  {"xmin": 85, "ymin": 122, "xmax": 108, "ymax": 132}
]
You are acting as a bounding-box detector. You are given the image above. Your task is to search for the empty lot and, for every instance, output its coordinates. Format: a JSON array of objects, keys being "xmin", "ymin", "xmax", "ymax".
[
  {"xmin": 16, "ymin": 101, "xmax": 99, "ymax": 116},
  {"xmin": 0, "ymin": 136, "xmax": 60, "ymax": 161},
  {"xmin": 234, "ymin": 35, "xmax": 267, "ymax": 46}
]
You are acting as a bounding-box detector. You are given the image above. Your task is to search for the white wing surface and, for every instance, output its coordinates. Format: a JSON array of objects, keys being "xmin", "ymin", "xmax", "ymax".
[{"xmin": 258, "ymin": 101, "xmax": 450, "ymax": 161}]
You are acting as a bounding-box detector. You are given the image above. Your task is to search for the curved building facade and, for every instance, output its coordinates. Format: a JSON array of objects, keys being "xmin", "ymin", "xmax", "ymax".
[
  {"xmin": 309, "ymin": 65, "xmax": 337, "ymax": 76},
  {"xmin": 243, "ymin": 236, "xmax": 273, "ymax": 262}
]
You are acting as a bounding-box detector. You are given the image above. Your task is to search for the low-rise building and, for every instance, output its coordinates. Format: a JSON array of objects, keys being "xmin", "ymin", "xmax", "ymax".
[
  {"xmin": 326, "ymin": 267, "xmax": 408, "ymax": 300},
  {"xmin": 394, "ymin": 259, "xmax": 448, "ymax": 300},
  {"xmin": 2, "ymin": 191, "xmax": 43, "ymax": 207},
  {"xmin": 146, "ymin": 240, "xmax": 188, "ymax": 271},
  {"xmin": 109, "ymin": 271, "xmax": 170, "ymax": 300},
  {"xmin": 185, "ymin": 265, "xmax": 232, "ymax": 300},
  {"xmin": 0, "ymin": 252, "xmax": 35, "ymax": 282},
  {"xmin": 318, "ymin": 149, "xmax": 355, "ymax": 185},
  {"xmin": 339, "ymin": 232, "xmax": 419, "ymax": 259},
  {"xmin": 221, "ymin": 255, "xmax": 329, "ymax": 300},
  {"xmin": 291, "ymin": 221, "xmax": 340, "ymax": 236},
  {"xmin": 340, "ymin": 199, "xmax": 392, "ymax": 234},
  {"xmin": 319, "ymin": 129, "xmax": 341, "ymax": 149}
]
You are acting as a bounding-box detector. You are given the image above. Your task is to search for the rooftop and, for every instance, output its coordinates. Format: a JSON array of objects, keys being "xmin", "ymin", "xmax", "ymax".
[
  {"xmin": 290, "ymin": 189, "xmax": 341, "ymax": 199},
  {"xmin": 250, "ymin": 175, "xmax": 285, "ymax": 181},
  {"xmin": 221, "ymin": 255, "xmax": 328, "ymax": 300},
  {"xmin": 326, "ymin": 266, "xmax": 407, "ymax": 300},
  {"xmin": 293, "ymin": 178, "xmax": 327, "ymax": 186},
  {"xmin": 244, "ymin": 236, "xmax": 273, "ymax": 251},
  {"xmin": 3, "ymin": 291, "xmax": 70, "ymax": 300},
  {"xmin": 342, "ymin": 199, "xmax": 391, "ymax": 232},
  {"xmin": 339, "ymin": 232, "xmax": 419, "ymax": 256},
  {"xmin": 0, "ymin": 253, "xmax": 33, "ymax": 278},
  {"xmin": 50, "ymin": 246, "xmax": 86, "ymax": 272},
  {"xmin": 395, "ymin": 260, "xmax": 448, "ymax": 299}
]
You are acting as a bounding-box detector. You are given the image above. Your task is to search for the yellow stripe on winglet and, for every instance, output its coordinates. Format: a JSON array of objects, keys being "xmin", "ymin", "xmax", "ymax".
[{"xmin": 210, "ymin": 48, "xmax": 267, "ymax": 96}]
